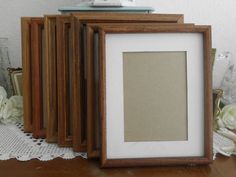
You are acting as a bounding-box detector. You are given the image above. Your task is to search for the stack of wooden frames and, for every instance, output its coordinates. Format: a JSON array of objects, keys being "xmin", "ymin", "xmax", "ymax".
[{"xmin": 21, "ymin": 12, "xmax": 213, "ymax": 167}]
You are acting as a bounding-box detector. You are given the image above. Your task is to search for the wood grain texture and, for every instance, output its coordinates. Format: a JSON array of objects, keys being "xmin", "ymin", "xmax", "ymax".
[
  {"xmin": 57, "ymin": 16, "xmax": 73, "ymax": 147},
  {"xmin": 72, "ymin": 13, "xmax": 184, "ymax": 24},
  {"xmin": 0, "ymin": 155, "xmax": 235, "ymax": 177},
  {"xmin": 98, "ymin": 24, "xmax": 212, "ymax": 168},
  {"xmin": 71, "ymin": 13, "xmax": 185, "ymax": 153},
  {"xmin": 71, "ymin": 15, "xmax": 86, "ymax": 152},
  {"xmin": 31, "ymin": 18, "xmax": 46, "ymax": 138},
  {"xmin": 44, "ymin": 16, "xmax": 59, "ymax": 143},
  {"xmin": 7, "ymin": 67, "xmax": 22, "ymax": 96},
  {"xmin": 203, "ymin": 26, "xmax": 213, "ymax": 161},
  {"xmin": 21, "ymin": 17, "xmax": 33, "ymax": 133},
  {"xmin": 86, "ymin": 26, "xmax": 100, "ymax": 158}
]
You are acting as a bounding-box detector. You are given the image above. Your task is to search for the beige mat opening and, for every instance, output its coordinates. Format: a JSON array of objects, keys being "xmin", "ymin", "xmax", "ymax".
[{"xmin": 123, "ymin": 51, "xmax": 188, "ymax": 142}]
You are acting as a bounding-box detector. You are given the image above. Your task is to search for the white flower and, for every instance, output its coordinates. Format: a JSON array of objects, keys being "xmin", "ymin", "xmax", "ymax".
[
  {"xmin": 219, "ymin": 105, "xmax": 236, "ymax": 129},
  {"xmin": 1, "ymin": 96, "xmax": 23, "ymax": 124},
  {"xmin": 0, "ymin": 86, "xmax": 23, "ymax": 124}
]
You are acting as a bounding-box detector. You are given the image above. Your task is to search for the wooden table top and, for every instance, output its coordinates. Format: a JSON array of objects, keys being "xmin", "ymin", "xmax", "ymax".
[{"xmin": 0, "ymin": 155, "xmax": 235, "ymax": 177}]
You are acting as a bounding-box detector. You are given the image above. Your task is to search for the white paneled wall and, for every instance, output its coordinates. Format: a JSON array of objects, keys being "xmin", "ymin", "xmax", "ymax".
[
  {"xmin": 0, "ymin": 0, "xmax": 236, "ymax": 66},
  {"xmin": 136, "ymin": 0, "xmax": 236, "ymax": 59},
  {"xmin": 0, "ymin": 0, "xmax": 80, "ymax": 67}
]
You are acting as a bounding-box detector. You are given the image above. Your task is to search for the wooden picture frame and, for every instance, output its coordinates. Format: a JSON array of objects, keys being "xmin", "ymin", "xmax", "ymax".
[
  {"xmin": 31, "ymin": 18, "xmax": 46, "ymax": 138},
  {"xmin": 44, "ymin": 15, "xmax": 59, "ymax": 143},
  {"xmin": 86, "ymin": 22, "xmax": 195, "ymax": 158},
  {"xmin": 21, "ymin": 17, "xmax": 42, "ymax": 133},
  {"xmin": 86, "ymin": 23, "xmax": 198, "ymax": 158},
  {"xmin": 71, "ymin": 13, "xmax": 185, "ymax": 153},
  {"xmin": 86, "ymin": 24, "xmax": 100, "ymax": 158},
  {"xmin": 7, "ymin": 67, "xmax": 22, "ymax": 95},
  {"xmin": 98, "ymin": 24, "xmax": 212, "ymax": 167},
  {"xmin": 57, "ymin": 16, "xmax": 73, "ymax": 147},
  {"xmin": 21, "ymin": 17, "xmax": 33, "ymax": 132}
]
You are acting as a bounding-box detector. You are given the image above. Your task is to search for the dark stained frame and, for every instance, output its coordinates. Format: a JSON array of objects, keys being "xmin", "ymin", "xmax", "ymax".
[{"xmin": 7, "ymin": 67, "xmax": 22, "ymax": 95}]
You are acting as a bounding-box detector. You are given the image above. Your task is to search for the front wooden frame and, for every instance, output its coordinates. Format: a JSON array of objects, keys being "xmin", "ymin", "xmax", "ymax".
[
  {"xmin": 98, "ymin": 24, "xmax": 212, "ymax": 168},
  {"xmin": 31, "ymin": 18, "xmax": 46, "ymax": 138},
  {"xmin": 57, "ymin": 16, "xmax": 73, "ymax": 147},
  {"xmin": 71, "ymin": 12, "xmax": 185, "ymax": 153}
]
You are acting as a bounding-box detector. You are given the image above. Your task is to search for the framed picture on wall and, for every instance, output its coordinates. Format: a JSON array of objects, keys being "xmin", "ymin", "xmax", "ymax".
[
  {"xmin": 98, "ymin": 24, "xmax": 213, "ymax": 167},
  {"xmin": 8, "ymin": 67, "xmax": 22, "ymax": 95}
]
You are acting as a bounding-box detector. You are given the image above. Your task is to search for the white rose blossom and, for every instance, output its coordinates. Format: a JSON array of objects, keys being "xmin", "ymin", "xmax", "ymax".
[
  {"xmin": 218, "ymin": 105, "xmax": 236, "ymax": 130},
  {"xmin": 0, "ymin": 86, "xmax": 23, "ymax": 124}
]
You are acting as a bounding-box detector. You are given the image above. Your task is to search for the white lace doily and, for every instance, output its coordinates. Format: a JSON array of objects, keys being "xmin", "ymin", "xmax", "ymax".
[{"xmin": 0, "ymin": 123, "xmax": 87, "ymax": 161}]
